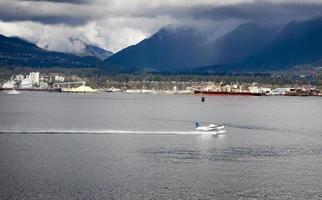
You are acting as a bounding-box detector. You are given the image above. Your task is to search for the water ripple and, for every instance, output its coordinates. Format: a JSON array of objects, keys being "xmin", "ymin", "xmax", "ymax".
[{"xmin": 144, "ymin": 145, "xmax": 322, "ymax": 162}]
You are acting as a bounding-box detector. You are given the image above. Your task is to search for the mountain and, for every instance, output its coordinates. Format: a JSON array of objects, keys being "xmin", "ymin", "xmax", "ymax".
[
  {"xmin": 243, "ymin": 17, "xmax": 322, "ymax": 70},
  {"xmin": 106, "ymin": 24, "xmax": 277, "ymax": 71},
  {"xmin": 82, "ymin": 44, "xmax": 113, "ymax": 60},
  {"xmin": 107, "ymin": 17, "xmax": 322, "ymax": 73},
  {"xmin": 0, "ymin": 34, "xmax": 109, "ymax": 68},
  {"xmin": 106, "ymin": 27, "xmax": 215, "ymax": 70},
  {"xmin": 67, "ymin": 38, "xmax": 113, "ymax": 60},
  {"xmin": 213, "ymin": 23, "xmax": 277, "ymax": 65}
]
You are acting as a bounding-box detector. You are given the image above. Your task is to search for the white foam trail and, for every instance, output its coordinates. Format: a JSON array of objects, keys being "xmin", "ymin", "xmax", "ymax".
[{"xmin": 0, "ymin": 129, "xmax": 226, "ymax": 135}]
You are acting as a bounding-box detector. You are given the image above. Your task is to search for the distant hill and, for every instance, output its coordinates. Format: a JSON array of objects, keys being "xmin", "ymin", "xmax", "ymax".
[{"xmin": 0, "ymin": 34, "xmax": 112, "ymax": 69}]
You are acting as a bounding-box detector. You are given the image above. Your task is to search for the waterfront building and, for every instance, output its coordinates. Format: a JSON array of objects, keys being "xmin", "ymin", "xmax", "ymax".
[
  {"xmin": 2, "ymin": 80, "xmax": 16, "ymax": 88},
  {"xmin": 39, "ymin": 82, "xmax": 49, "ymax": 89},
  {"xmin": 15, "ymin": 74, "xmax": 25, "ymax": 82},
  {"xmin": 54, "ymin": 75, "xmax": 65, "ymax": 82},
  {"xmin": 29, "ymin": 72, "xmax": 40, "ymax": 85},
  {"xmin": 249, "ymin": 86, "xmax": 272, "ymax": 94},
  {"xmin": 222, "ymin": 85, "xmax": 231, "ymax": 92},
  {"xmin": 40, "ymin": 75, "xmax": 52, "ymax": 82},
  {"xmin": 21, "ymin": 77, "xmax": 33, "ymax": 89},
  {"xmin": 259, "ymin": 88, "xmax": 272, "ymax": 95}
]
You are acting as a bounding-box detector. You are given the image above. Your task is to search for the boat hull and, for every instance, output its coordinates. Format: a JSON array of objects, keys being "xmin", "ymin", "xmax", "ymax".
[{"xmin": 194, "ymin": 90, "xmax": 262, "ymax": 96}]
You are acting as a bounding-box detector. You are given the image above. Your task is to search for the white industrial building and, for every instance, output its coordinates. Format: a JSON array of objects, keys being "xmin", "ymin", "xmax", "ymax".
[
  {"xmin": 21, "ymin": 78, "xmax": 33, "ymax": 89},
  {"xmin": 29, "ymin": 72, "xmax": 40, "ymax": 85},
  {"xmin": 2, "ymin": 80, "xmax": 16, "ymax": 88}
]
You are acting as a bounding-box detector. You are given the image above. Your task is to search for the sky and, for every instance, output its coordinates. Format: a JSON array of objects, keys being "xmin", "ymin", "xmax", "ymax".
[{"xmin": 0, "ymin": 0, "xmax": 322, "ymax": 54}]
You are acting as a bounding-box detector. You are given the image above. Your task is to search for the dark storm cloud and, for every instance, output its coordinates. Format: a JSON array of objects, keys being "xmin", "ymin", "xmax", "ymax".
[
  {"xmin": 191, "ymin": 2, "xmax": 322, "ymax": 25},
  {"xmin": 1, "ymin": 1, "xmax": 322, "ymax": 27},
  {"xmin": 0, "ymin": 13, "xmax": 91, "ymax": 26},
  {"xmin": 18, "ymin": 0, "xmax": 90, "ymax": 4},
  {"xmin": 0, "ymin": 0, "xmax": 97, "ymax": 26}
]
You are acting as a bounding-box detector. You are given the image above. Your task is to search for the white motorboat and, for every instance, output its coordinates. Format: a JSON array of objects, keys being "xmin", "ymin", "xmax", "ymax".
[
  {"xmin": 195, "ymin": 122, "xmax": 225, "ymax": 132},
  {"xmin": 6, "ymin": 89, "xmax": 21, "ymax": 95}
]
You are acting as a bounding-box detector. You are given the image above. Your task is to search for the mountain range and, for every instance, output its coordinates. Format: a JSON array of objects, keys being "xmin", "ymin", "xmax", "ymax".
[
  {"xmin": 106, "ymin": 17, "xmax": 322, "ymax": 73},
  {"xmin": 1, "ymin": 17, "xmax": 322, "ymax": 74},
  {"xmin": 106, "ymin": 23, "xmax": 278, "ymax": 71},
  {"xmin": 243, "ymin": 17, "xmax": 322, "ymax": 70},
  {"xmin": 0, "ymin": 34, "xmax": 116, "ymax": 70}
]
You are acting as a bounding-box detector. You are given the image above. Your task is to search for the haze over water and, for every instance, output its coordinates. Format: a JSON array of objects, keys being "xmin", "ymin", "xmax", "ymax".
[{"xmin": 0, "ymin": 92, "xmax": 322, "ymax": 199}]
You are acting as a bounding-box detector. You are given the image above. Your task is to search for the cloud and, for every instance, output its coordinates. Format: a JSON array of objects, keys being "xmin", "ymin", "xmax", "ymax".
[
  {"xmin": 18, "ymin": 0, "xmax": 91, "ymax": 4},
  {"xmin": 0, "ymin": 0, "xmax": 101, "ymax": 26},
  {"xmin": 0, "ymin": 20, "xmax": 153, "ymax": 53},
  {"xmin": 191, "ymin": 2, "xmax": 322, "ymax": 25},
  {"xmin": 0, "ymin": 0, "xmax": 322, "ymax": 53}
]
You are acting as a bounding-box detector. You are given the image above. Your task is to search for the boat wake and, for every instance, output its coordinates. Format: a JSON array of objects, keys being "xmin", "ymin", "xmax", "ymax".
[{"xmin": 0, "ymin": 129, "xmax": 226, "ymax": 135}]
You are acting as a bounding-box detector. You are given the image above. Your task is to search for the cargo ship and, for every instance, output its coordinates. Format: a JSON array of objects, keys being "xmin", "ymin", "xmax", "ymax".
[
  {"xmin": 192, "ymin": 83, "xmax": 265, "ymax": 96},
  {"xmin": 193, "ymin": 90, "xmax": 263, "ymax": 96}
]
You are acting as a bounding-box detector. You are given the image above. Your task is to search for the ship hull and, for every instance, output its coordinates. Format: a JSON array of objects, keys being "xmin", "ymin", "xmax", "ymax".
[{"xmin": 194, "ymin": 90, "xmax": 263, "ymax": 96}]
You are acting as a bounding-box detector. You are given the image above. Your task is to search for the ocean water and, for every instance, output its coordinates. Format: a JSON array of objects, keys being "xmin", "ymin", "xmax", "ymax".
[{"xmin": 0, "ymin": 92, "xmax": 322, "ymax": 199}]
